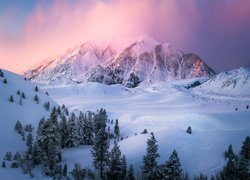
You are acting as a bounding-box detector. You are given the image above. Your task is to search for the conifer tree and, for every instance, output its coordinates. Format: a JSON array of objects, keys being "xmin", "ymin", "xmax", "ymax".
[
  {"xmin": 3, "ymin": 78, "xmax": 7, "ymax": 84},
  {"xmin": 35, "ymin": 86, "xmax": 39, "ymax": 92},
  {"xmin": 67, "ymin": 113, "xmax": 79, "ymax": 147},
  {"xmin": 121, "ymin": 155, "xmax": 127, "ymax": 179},
  {"xmin": 108, "ymin": 142, "xmax": 123, "ymax": 179},
  {"xmin": 17, "ymin": 90, "xmax": 20, "ymax": 95},
  {"xmin": 9, "ymin": 95, "xmax": 14, "ymax": 102},
  {"xmin": 240, "ymin": 136, "xmax": 250, "ymax": 160},
  {"xmin": 91, "ymin": 127, "xmax": 109, "ymax": 178},
  {"xmin": 114, "ymin": 119, "xmax": 120, "ymax": 139},
  {"xmin": 34, "ymin": 94, "xmax": 39, "ymax": 104},
  {"xmin": 19, "ymin": 98, "xmax": 23, "ymax": 105},
  {"xmin": 63, "ymin": 164, "xmax": 68, "ymax": 176},
  {"xmin": 142, "ymin": 132, "xmax": 160, "ymax": 179},
  {"xmin": 71, "ymin": 163, "xmax": 85, "ymax": 180},
  {"xmin": 59, "ymin": 115, "xmax": 69, "ymax": 148},
  {"xmin": 2, "ymin": 161, "xmax": 6, "ymax": 168},
  {"xmin": 128, "ymin": 164, "xmax": 135, "ymax": 180},
  {"xmin": 21, "ymin": 92, "xmax": 26, "ymax": 99},
  {"xmin": 22, "ymin": 133, "xmax": 34, "ymax": 175},
  {"xmin": 15, "ymin": 120, "xmax": 23, "ymax": 134},
  {"xmin": 162, "ymin": 150, "xmax": 182, "ymax": 180}
]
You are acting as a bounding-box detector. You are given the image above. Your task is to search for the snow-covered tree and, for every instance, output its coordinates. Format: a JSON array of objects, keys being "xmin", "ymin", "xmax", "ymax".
[
  {"xmin": 71, "ymin": 163, "xmax": 85, "ymax": 180},
  {"xmin": 142, "ymin": 132, "xmax": 160, "ymax": 179},
  {"xmin": 34, "ymin": 94, "xmax": 39, "ymax": 104},
  {"xmin": 22, "ymin": 133, "xmax": 34, "ymax": 175},
  {"xmin": 2, "ymin": 161, "xmax": 6, "ymax": 168},
  {"xmin": 5, "ymin": 151, "xmax": 12, "ymax": 161},
  {"xmin": 121, "ymin": 155, "xmax": 127, "ymax": 179},
  {"xmin": 43, "ymin": 101, "xmax": 50, "ymax": 111},
  {"xmin": 91, "ymin": 127, "xmax": 109, "ymax": 178},
  {"xmin": 240, "ymin": 136, "xmax": 250, "ymax": 160},
  {"xmin": 21, "ymin": 92, "xmax": 26, "ymax": 99},
  {"xmin": 186, "ymin": 126, "xmax": 192, "ymax": 134},
  {"xmin": 63, "ymin": 164, "xmax": 68, "ymax": 176},
  {"xmin": 114, "ymin": 119, "xmax": 120, "ymax": 139},
  {"xmin": 9, "ymin": 95, "xmax": 14, "ymax": 102},
  {"xmin": 35, "ymin": 86, "xmax": 39, "ymax": 92},
  {"xmin": 17, "ymin": 90, "xmax": 20, "ymax": 95},
  {"xmin": 67, "ymin": 112, "xmax": 79, "ymax": 147},
  {"xmin": 59, "ymin": 115, "xmax": 69, "ymax": 148},
  {"xmin": 3, "ymin": 78, "xmax": 7, "ymax": 84},
  {"xmin": 108, "ymin": 142, "xmax": 123, "ymax": 179},
  {"xmin": 15, "ymin": 120, "xmax": 23, "ymax": 134},
  {"xmin": 162, "ymin": 150, "xmax": 182, "ymax": 180},
  {"xmin": 128, "ymin": 164, "xmax": 135, "ymax": 180}
]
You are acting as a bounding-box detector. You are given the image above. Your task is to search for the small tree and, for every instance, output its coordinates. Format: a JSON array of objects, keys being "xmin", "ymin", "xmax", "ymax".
[
  {"xmin": 63, "ymin": 164, "xmax": 68, "ymax": 176},
  {"xmin": 71, "ymin": 163, "xmax": 85, "ymax": 180},
  {"xmin": 128, "ymin": 164, "xmax": 135, "ymax": 180},
  {"xmin": 186, "ymin": 126, "xmax": 192, "ymax": 134},
  {"xmin": 21, "ymin": 92, "xmax": 26, "ymax": 99},
  {"xmin": 9, "ymin": 95, "xmax": 14, "ymax": 102},
  {"xmin": 141, "ymin": 129, "xmax": 148, "ymax": 134},
  {"xmin": 35, "ymin": 86, "xmax": 39, "ymax": 92},
  {"xmin": 15, "ymin": 120, "xmax": 23, "ymax": 134},
  {"xmin": 2, "ymin": 161, "xmax": 6, "ymax": 168},
  {"xmin": 0, "ymin": 69, "xmax": 4, "ymax": 77},
  {"xmin": 114, "ymin": 119, "xmax": 120, "ymax": 139},
  {"xmin": 19, "ymin": 98, "xmax": 23, "ymax": 105},
  {"xmin": 3, "ymin": 78, "xmax": 7, "ymax": 84},
  {"xmin": 142, "ymin": 132, "xmax": 160, "ymax": 179},
  {"xmin": 34, "ymin": 94, "xmax": 39, "ymax": 104},
  {"xmin": 5, "ymin": 151, "xmax": 12, "ymax": 161},
  {"xmin": 17, "ymin": 90, "xmax": 20, "ymax": 95}
]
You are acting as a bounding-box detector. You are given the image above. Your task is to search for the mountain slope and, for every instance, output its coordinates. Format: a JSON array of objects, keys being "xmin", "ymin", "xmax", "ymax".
[
  {"xmin": 195, "ymin": 67, "xmax": 250, "ymax": 96},
  {"xmin": 24, "ymin": 35, "xmax": 215, "ymax": 87},
  {"xmin": 0, "ymin": 69, "xmax": 57, "ymax": 178}
]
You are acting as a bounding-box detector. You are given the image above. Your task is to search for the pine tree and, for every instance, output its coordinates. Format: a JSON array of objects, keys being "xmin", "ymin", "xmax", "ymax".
[
  {"xmin": 71, "ymin": 163, "xmax": 85, "ymax": 180},
  {"xmin": 108, "ymin": 142, "xmax": 123, "ymax": 179},
  {"xmin": 9, "ymin": 95, "xmax": 14, "ymax": 102},
  {"xmin": 142, "ymin": 132, "xmax": 160, "ymax": 179},
  {"xmin": 162, "ymin": 150, "xmax": 182, "ymax": 180},
  {"xmin": 59, "ymin": 115, "xmax": 69, "ymax": 148},
  {"xmin": 36, "ymin": 115, "xmax": 61, "ymax": 176},
  {"xmin": 34, "ymin": 94, "xmax": 39, "ymax": 104},
  {"xmin": 3, "ymin": 78, "xmax": 7, "ymax": 84},
  {"xmin": 128, "ymin": 164, "xmax": 135, "ymax": 180},
  {"xmin": 44, "ymin": 101, "xmax": 50, "ymax": 111},
  {"xmin": 114, "ymin": 119, "xmax": 120, "ymax": 139},
  {"xmin": 121, "ymin": 155, "xmax": 127, "ymax": 179},
  {"xmin": 17, "ymin": 90, "xmax": 20, "ymax": 95},
  {"xmin": 222, "ymin": 158, "xmax": 237, "ymax": 179},
  {"xmin": 186, "ymin": 126, "xmax": 192, "ymax": 134},
  {"xmin": 63, "ymin": 164, "xmax": 68, "ymax": 176},
  {"xmin": 22, "ymin": 133, "xmax": 34, "ymax": 175},
  {"xmin": 2, "ymin": 161, "xmax": 6, "ymax": 168},
  {"xmin": 0, "ymin": 69, "xmax": 4, "ymax": 77},
  {"xmin": 21, "ymin": 92, "xmax": 26, "ymax": 99},
  {"xmin": 237, "ymin": 157, "xmax": 249, "ymax": 179},
  {"xmin": 5, "ymin": 151, "xmax": 12, "ymax": 161},
  {"xmin": 93, "ymin": 108, "xmax": 108, "ymax": 135},
  {"xmin": 35, "ymin": 86, "xmax": 39, "ymax": 92},
  {"xmin": 240, "ymin": 136, "xmax": 250, "ymax": 160},
  {"xmin": 15, "ymin": 120, "xmax": 23, "ymax": 134},
  {"xmin": 224, "ymin": 144, "xmax": 236, "ymax": 160},
  {"xmin": 91, "ymin": 127, "xmax": 109, "ymax": 178},
  {"xmin": 67, "ymin": 113, "xmax": 79, "ymax": 147}
]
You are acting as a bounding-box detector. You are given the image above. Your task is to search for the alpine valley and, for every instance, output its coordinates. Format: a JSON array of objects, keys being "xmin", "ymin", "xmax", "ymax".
[{"xmin": 1, "ymin": 36, "xmax": 249, "ymax": 179}]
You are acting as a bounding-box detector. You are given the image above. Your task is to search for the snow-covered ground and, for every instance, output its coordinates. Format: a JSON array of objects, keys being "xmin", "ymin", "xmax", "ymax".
[
  {"xmin": 42, "ymin": 78, "xmax": 250, "ymax": 178},
  {"xmin": 0, "ymin": 69, "xmax": 57, "ymax": 179}
]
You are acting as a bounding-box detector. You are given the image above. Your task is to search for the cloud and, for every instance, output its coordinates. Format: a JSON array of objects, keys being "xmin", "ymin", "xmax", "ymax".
[{"xmin": 0, "ymin": 0, "xmax": 250, "ymax": 73}]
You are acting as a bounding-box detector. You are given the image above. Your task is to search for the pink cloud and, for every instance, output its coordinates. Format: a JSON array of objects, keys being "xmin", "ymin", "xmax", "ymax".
[{"xmin": 0, "ymin": 0, "xmax": 250, "ymax": 73}]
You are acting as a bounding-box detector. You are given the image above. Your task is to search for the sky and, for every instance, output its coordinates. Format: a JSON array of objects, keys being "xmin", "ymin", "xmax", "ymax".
[{"xmin": 0, "ymin": 0, "xmax": 250, "ymax": 73}]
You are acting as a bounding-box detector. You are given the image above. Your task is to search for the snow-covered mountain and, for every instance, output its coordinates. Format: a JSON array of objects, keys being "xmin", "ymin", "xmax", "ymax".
[
  {"xmin": 195, "ymin": 67, "xmax": 250, "ymax": 96},
  {"xmin": 24, "ymin": 35, "xmax": 215, "ymax": 87},
  {"xmin": 0, "ymin": 69, "xmax": 57, "ymax": 178}
]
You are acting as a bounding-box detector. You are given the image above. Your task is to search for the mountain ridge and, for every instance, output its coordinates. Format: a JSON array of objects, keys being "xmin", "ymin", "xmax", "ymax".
[{"xmin": 24, "ymin": 35, "xmax": 216, "ymax": 87}]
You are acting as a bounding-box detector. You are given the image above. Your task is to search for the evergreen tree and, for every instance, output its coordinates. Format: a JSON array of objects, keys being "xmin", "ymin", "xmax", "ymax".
[
  {"xmin": 22, "ymin": 133, "xmax": 34, "ymax": 175},
  {"xmin": 224, "ymin": 144, "xmax": 236, "ymax": 160},
  {"xmin": 17, "ymin": 90, "xmax": 20, "ymax": 95},
  {"xmin": 121, "ymin": 155, "xmax": 127, "ymax": 179},
  {"xmin": 0, "ymin": 69, "xmax": 4, "ymax": 77},
  {"xmin": 15, "ymin": 120, "xmax": 23, "ymax": 134},
  {"xmin": 67, "ymin": 112, "xmax": 79, "ymax": 147},
  {"xmin": 33, "ymin": 142, "xmax": 40, "ymax": 165},
  {"xmin": 114, "ymin": 119, "xmax": 120, "ymax": 139},
  {"xmin": 2, "ymin": 161, "xmax": 6, "ymax": 168},
  {"xmin": 9, "ymin": 95, "xmax": 14, "ymax": 102},
  {"xmin": 142, "ymin": 132, "xmax": 160, "ymax": 179},
  {"xmin": 240, "ymin": 136, "xmax": 250, "ymax": 160},
  {"xmin": 237, "ymin": 157, "xmax": 249, "ymax": 179},
  {"xmin": 59, "ymin": 115, "xmax": 69, "ymax": 148},
  {"xmin": 3, "ymin": 78, "xmax": 7, "ymax": 84},
  {"xmin": 34, "ymin": 94, "xmax": 39, "ymax": 104},
  {"xmin": 21, "ymin": 92, "xmax": 26, "ymax": 99},
  {"xmin": 71, "ymin": 163, "xmax": 85, "ymax": 180},
  {"xmin": 91, "ymin": 127, "xmax": 109, "ymax": 178},
  {"xmin": 78, "ymin": 112, "xmax": 93, "ymax": 145},
  {"xmin": 93, "ymin": 108, "xmax": 108, "ymax": 135},
  {"xmin": 35, "ymin": 86, "xmax": 39, "ymax": 92},
  {"xmin": 108, "ymin": 142, "xmax": 123, "ymax": 179},
  {"xmin": 162, "ymin": 150, "xmax": 182, "ymax": 180},
  {"xmin": 186, "ymin": 126, "xmax": 192, "ymax": 134},
  {"xmin": 222, "ymin": 158, "xmax": 237, "ymax": 179},
  {"xmin": 5, "ymin": 151, "xmax": 12, "ymax": 161},
  {"xmin": 128, "ymin": 164, "xmax": 135, "ymax": 180},
  {"xmin": 36, "ymin": 117, "xmax": 61, "ymax": 176},
  {"xmin": 44, "ymin": 101, "xmax": 50, "ymax": 111},
  {"xmin": 63, "ymin": 164, "xmax": 68, "ymax": 176}
]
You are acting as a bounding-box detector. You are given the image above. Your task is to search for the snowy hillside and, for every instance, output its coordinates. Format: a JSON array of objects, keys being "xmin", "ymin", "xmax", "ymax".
[
  {"xmin": 194, "ymin": 67, "xmax": 250, "ymax": 97},
  {"xmin": 24, "ymin": 35, "xmax": 215, "ymax": 87},
  {"xmin": 0, "ymin": 69, "xmax": 57, "ymax": 178},
  {"xmin": 41, "ymin": 75, "xmax": 250, "ymax": 178}
]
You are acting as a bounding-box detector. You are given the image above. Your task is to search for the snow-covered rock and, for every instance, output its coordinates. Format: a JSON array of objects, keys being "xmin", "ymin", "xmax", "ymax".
[{"xmin": 24, "ymin": 35, "xmax": 215, "ymax": 87}]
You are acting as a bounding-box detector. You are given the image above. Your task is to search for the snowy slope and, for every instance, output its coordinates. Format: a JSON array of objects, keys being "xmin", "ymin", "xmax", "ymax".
[
  {"xmin": 24, "ymin": 35, "xmax": 215, "ymax": 87},
  {"xmin": 42, "ymin": 76, "xmax": 250, "ymax": 178},
  {"xmin": 194, "ymin": 67, "xmax": 250, "ymax": 97},
  {"xmin": 0, "ymin": 69, "xmax": 57, "ymax": 179}
]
